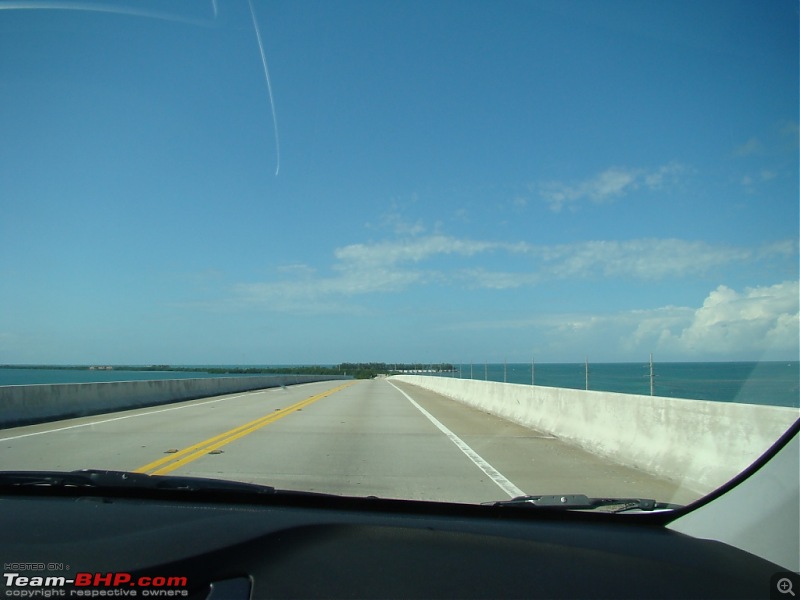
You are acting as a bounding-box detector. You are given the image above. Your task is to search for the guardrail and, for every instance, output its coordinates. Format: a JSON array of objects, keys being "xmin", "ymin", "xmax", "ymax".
[
  {"xmin": 391, "ymin": 375, "xmax": 799, "ymax": 494},
  {"xmin": 0, "ymin": 375, "xmax": 350, "ymax": 428}
]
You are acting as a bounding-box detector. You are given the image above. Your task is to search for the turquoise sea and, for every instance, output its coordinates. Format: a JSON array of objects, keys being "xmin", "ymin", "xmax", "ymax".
[
  {"xmin": 439, "ymin": 361, "xmax": 799, "ymax": 408},
  {"xmin": 0, "ymin": 362, "xmax": 797, "ymax": 408},
  {"xmin": 0, "ymin": 367, "xmax": 251, "ymax": 386}
]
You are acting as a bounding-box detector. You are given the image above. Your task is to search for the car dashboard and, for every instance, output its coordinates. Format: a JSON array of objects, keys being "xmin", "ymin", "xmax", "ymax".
[{"xmin": 0, "ymin": 488, "xmax": 785, "ymax": 600}]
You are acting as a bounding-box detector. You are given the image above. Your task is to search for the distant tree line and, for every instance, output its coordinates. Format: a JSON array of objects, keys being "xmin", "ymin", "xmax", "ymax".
[
  {"xmin": 1, "ymin": 363, "xmax": 455, "ymax": 380},
  {"xmin": 337, "ymin": 363, "xmax": 455, "ymax": 379}
]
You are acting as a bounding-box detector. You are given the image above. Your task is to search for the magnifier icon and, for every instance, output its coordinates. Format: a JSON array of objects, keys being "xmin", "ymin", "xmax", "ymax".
[{"xmin": 777, "ymin": 578, "xmax": 796, "ymax": 597}]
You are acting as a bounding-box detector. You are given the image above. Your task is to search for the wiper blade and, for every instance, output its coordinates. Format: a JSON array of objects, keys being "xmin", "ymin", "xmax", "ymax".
[
  {"xmin": 483, "ymin": 494, "xmax": 681, "ymax": 512},
  {"xmin": 0, "ymin": 469, "xmax": 276, "ymax": 495}
]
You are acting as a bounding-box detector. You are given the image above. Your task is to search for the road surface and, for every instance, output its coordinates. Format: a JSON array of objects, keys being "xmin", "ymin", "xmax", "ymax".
[{"xmin": 0, "ymin": 377, "xmax": 699, "ymax": 505}]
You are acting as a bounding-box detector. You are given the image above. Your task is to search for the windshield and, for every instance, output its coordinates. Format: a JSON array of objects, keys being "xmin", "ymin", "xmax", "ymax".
[{"xmin": 0, "ymin": 0, "xmax": 797, "ymax": 510}]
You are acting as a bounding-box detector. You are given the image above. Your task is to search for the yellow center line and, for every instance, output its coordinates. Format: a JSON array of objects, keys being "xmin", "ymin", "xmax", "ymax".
[{"xmin": 134, "ymin": 381, "xmax": 357, "ymax": 476}]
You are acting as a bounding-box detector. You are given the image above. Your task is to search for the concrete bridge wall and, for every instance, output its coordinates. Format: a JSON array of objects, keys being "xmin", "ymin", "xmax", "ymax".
[
  {"xmin": 391, "ymin": 375, "xmax": 799, "ymax": 494},
  {"xmin": 0, "ymin": 375, "xmax": 350, "ymax": 428}
]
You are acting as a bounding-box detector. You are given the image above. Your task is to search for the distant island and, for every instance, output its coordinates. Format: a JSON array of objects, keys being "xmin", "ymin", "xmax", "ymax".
[{"xmin": 0, "ymin": 363, "xmax": 456, "ymax": 380}]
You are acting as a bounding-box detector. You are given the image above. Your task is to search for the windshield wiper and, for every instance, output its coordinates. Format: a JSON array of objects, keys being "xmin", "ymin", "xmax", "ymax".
[
  {"xmin": 0, "ymin": 469, "xmax": 276, "ymax": 495},
  {"xmin": 483, "ymin": 494, "xmax": 681, "ymax": 513}
]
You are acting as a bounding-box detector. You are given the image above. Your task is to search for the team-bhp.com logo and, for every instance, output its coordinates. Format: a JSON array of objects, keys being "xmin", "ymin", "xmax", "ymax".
[{"xmin": 4, "ymin": 571, "xmax": 188, "ymax": 597}]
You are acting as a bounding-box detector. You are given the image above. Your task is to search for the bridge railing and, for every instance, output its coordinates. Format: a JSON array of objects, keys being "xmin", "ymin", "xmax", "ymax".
[
  {"xmin": 391, "ymin": 374, "xmax": 799, "ymax": 495},
  {"xmin": 0, "ymin": 374, "xmax": 350, "ymax": 428}
]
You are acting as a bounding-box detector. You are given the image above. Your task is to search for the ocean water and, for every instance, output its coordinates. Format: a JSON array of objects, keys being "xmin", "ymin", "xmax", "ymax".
[
  {"xmin": 443, "ymin": 361, "xmax": 799, "ymax": 408},
  {"xmin": 0, "ymin": 362, "xmax": 797, "ymax": 408},
  {"xmin": 0, "ymin": 367, "xmax": 262, "ymax": 386}
]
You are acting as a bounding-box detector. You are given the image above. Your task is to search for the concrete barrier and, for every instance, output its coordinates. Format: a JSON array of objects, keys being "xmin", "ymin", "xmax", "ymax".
[
  {"xmin": 0, "ymin": 375, "xmax": 350, "ymax": 429},
  {"xmin": 391, "ymin": 375, "xmax": 800, "ymax": 494}
]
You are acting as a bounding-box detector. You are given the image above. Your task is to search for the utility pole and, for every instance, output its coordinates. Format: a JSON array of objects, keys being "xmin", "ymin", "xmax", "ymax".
[
  {"xmin": 504, "ymin": 358, "xmax": 507, "ymax": 383},
  {"xmin": 531, "ymin": 356, "xmax": 535, "ymax": 386},
  {"xmin": 585, "ymin": 357, "xmax": 589, "ymax": 391},
  {"xmin": 649, "ymin": 353, "xmax": 655, "ymax": 396}
]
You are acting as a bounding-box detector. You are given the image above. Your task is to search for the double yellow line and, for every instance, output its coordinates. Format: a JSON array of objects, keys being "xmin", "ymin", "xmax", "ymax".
[{"xmin": 135, "ymin": 381, "xmax": 356, "ymax": 476}]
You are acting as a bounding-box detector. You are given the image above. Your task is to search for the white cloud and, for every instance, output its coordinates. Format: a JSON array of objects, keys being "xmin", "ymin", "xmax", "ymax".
[
  {"xmin": 756, "ymin": 239, "xmax": 796, "ymax": 260},
  {"xmin": 559, "ymin": 281, "xmax": 799, "ymax": 359},
  {"xmin": 333, "ymin": 236, "xmax": 781, "ymax": 285},
  {"xmin": 733, "ymin": 137, "xmax": 763, "ymax": 157},
  {"xmin": 441, "ymin": 281, "xmax": 798, "ymax": 361},
  {"xmin": 334, "ymin": 235, "xmax": 498, "ymax": 267},
  {"xmin": 659, "ymin": 281, "xmax": 799, "ymax": 357},
  {"xmin": 538, "ymin": 163, "xmax": 683, "ymax": 212},
  {"xmin": 227, "ymin": 233, "xmax": 794, "ymax": 314},
  {"xmin": 740, "ymin": 168, "xmax": 779, "ymax": 191},
  {"xmin": 367, "ymin": 200, "xmax": 428, "ymax": 236},
  {"xmin": 531, "ymin": 239, "xmax": 754, "ymax": 280},
  {"xmin": 456, "ymin": 268, "xmax": 541, "ymax": 290},
  {"xmin": 384, "ymin": 215, "xmax": 426, "ymax": 236},
  {"xmin": 643, "ymin": 163, "xmax": 684, "ymax": 188},
  {"xmin": 234, "ymin": 268, "xmax": 424, "ymax": 307},
  {"xmin": 590, "ymin": 168, "xmax": 638, "ymax": 198}
]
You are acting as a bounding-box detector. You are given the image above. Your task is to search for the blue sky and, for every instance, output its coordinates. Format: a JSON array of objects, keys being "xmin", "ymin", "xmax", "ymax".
[{"xmin": 1, "ymin": 0, "xmax": 798, "ymax": 365}]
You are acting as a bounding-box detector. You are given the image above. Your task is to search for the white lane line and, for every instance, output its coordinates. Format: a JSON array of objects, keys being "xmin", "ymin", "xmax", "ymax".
[
  {"xmin": 0, "ymin": 391, "xmax": 264, "ymax": 442},
  {"xmin": 388, "ymin": 380, "xmax": 525, "ymax": 498}
]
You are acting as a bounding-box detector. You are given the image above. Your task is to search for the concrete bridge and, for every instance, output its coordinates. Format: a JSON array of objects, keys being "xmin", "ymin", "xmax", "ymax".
[{"xmin": 1, "ymin": 375, "xmax": 797, "ymax": 504}]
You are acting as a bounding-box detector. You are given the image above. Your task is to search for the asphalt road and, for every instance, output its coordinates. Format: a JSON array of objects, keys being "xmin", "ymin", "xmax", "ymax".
[{"xmin": 0, "ymin": 377, "xmax": 699, "ymax": 505}]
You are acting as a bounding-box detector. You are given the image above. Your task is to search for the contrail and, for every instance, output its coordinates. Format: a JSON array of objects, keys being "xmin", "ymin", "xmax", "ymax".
[
  {"xmin": 0, "ymin": 1, "xmax": 217, "ymax": 27},
  {"xmin": 247, "ymin": 0, "xmax": 280, "ymax": 176}
]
